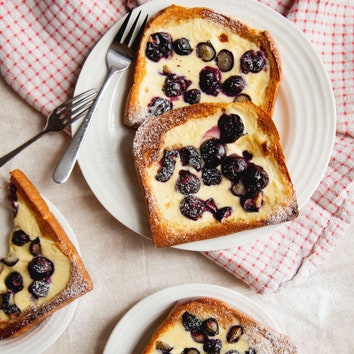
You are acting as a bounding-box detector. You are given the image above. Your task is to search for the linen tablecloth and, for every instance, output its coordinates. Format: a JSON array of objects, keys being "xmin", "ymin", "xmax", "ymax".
[{"xmin": 0, "ymin": 0, "xmax": 353, "ymax": 293}]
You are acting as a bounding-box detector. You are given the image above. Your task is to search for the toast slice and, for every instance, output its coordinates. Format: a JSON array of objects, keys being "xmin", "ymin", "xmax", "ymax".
[
  {"xmin": 125, "ymin": 5, "xmax": 281, "ymax": 128},
  {"xmin": 142, "ymin": 297, "xmax": 297, "ymax": 354},
  {"xmin": 133, "ymin": 101, "xmax": 298, "ymax": 247},
  {"xmin": 0, "ymin": 169, "xmax": 93, "ymax": 339}
]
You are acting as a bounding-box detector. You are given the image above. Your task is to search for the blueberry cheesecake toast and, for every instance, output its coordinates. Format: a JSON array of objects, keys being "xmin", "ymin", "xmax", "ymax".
[
  {"xmin": 142, "ymin": 297, "xmax": 297, "ymax": 354},
  {"xmin": 125, "ymin": 5, "xmax": 281, "ymax": 128},
  {"xmin": 133, "ymin": 101, "xmax": 298, "ymax": 247},
  {"xmin": 0, "ymin": 169, "xmax": 93, "ymax": 338}
]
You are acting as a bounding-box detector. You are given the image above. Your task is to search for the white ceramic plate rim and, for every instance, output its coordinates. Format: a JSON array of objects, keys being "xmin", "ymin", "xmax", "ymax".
[
  {"xmin": 0, "ymin": 198, "xmax": 79, "ymax": 354},
  {"xmin": 103, "ymin": 283, "xmax": 281, "ymax": 353},
  {"xmin": 73, "ymin": 0, "xmax": 336, "ymax": 251}
]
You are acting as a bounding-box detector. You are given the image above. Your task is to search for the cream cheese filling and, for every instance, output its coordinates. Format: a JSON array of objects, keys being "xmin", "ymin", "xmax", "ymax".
[
  {"xmin": 139, "ymin": 19, "xmax": 270, "ymax": 111},
  {"xmin": 0, "ymin": 200, "xmax": 71, "ymax": 323}
]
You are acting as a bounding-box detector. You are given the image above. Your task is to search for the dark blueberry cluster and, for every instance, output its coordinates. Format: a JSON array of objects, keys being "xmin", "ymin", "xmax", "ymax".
[
  {"xmin": 0, "ymin": 232, "xmax": 55, "ymax": 317},
  {"xmin": 145, "ymin": 32, "xmax": 268, "ymax": 116},
  {"xmin": 177, "ymin": 311, "xmax": 257, "ymax": 354},
  {"xmin": 155, "ymin": 112, "xmax": 270, "ymax": 219},
  {"xmin": 28, "ymin": 254, "xmax": 54, "ymax": 298}
]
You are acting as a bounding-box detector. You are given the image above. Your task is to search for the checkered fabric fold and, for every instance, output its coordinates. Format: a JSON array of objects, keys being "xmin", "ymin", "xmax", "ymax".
[{"xmin": 0, "ymin": 0, "xmax": 353, "ymax": 293}]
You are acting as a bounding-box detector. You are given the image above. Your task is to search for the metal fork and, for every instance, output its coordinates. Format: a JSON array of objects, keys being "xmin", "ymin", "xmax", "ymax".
[
  {"xmin": 52, "ymin": 10, "xmax": 148, "ymax": 184},
  {"xmin": 0, "ymin": 89, "xmax": 97, "ymax": 168}
]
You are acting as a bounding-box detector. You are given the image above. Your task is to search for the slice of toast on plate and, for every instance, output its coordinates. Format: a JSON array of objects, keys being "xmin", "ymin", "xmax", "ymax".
[
  {"xmin": 142, "ymin": 297, "xmax": 297, "ymax": 353},
  {"xmin": 0, "ymin": 169, "xmax": 93, "ymax": 339},
  {"xmin": 125, "ymin": 4, "xmax": 281, "ymax": 128},
  {"xmin": 133, "ymin": 101, "xmax": 298, "ymax": 247}
]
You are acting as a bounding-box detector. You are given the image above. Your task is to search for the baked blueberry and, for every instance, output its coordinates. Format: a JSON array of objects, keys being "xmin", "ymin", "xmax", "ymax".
[
  {"xmin": 202, "ymin": 317, "xmax": 219, "ymax": 336},
  {"xmin": 28, "ymin": 256, "xmax": 54, "ymax": 280},
  {"xmin": 146, "ymin": 32, "xmax": 173, "ymax": 62},
  {"xmin": 182, "ymin": 349, "xmax": 200, "ymax": 354},
  {"xmin": 200, "ymin": 139, "xmax": 226, "ymax": 167},
  {"xmin": 173, "ymin": 37, "xmax": 193, "ymax": 55},
  {"xmin": 12, "ymin": 229, "xmax": 30, "ymax": 246},
  {"xmin": 148, "ymin": 97, "xmax": 172, "ymax": 116},
  {"xmin": 29, "ymin": 280, "xmax": 50, "ymax": 298},
  {"xmin": 227, "ymin": 325, "xmax": 243, "ymax": 343},
  {"xmin": 30, "ymin": 237, "xmax": 42, "ymax": 256},
  {"xmin": 180, "ymin": 195, "xmax": 205, "ymax": 221},
  {"xmin": 199, "ymin": 66, "xmax": 221, "ymax": 96},
  {"xmin": 183, "ymin": 89, "xmax": 201, "ymax": 105},
  {"xmin": 221, "ymin": 154, "xmax": 248, "ymax": 181},
  {"xmin": 182, "ymin": 311, "xmax": 203, "ymax": 331},
  {"xmin": 218, "ymin": 113, "xmax": 244, "ymax": 143},
  {"xmin": 221, "ymin": 75, "xmax": 246, "ymax": 96},
  {"xmin": 176, "ymin": 170, "xmax": 201, "ymax": 195},
  {"xmin": 156, "ymin": 149, "xmax": 179, "ymax": 182},
  {"xmin": 163, "ymin": 74, "xmax": 192, "ymax": 97},
  {"xmin": 196, "ymin": 41, "xmax": 216, "ymax": 62},
  {"xmin": 180, "ymin": 146, "xmax": 202, "ymax": 171},
  {"xmin": 5, "ymin": 272, "xmax": 24, "ymax": 293},
  {"xmin": 240, "ymin": 50, "xmax": 266, "ymax": 73},
  {"xmin": 216, "ymin": 49, "xmax": 234, "ymax": 72},
  {"xmin": 191, "ymin": 330, "xmax": 208, "ymax": 343},
  {"xmin": 202, "ymin": 167, "xmax": 222, "ymax": 186},
  {"xmin": 243, "ymin": 163, "xmax": 269, "ymax": 191},
  {"xmin": 1, "ymin": 292, "xmax": 21, "ymax": 317},
  {"xmin": 203, "ymin": 338, "xmax": 222, "ymax": 353},
  {"xmin": 240, "ymin": 191, "xmax": 263, "ymax": 212}
]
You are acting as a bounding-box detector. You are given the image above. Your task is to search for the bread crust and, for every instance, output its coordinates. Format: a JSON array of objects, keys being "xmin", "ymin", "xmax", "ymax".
[
  {"xmin": 142, "ymin": 297, "xmax": 297, "ymax": 354},
  {"xmin": 133, "ymin": 101, "xmax": 298, "ymax": 247},
  {"xmin": 125, "ymin": 5, "xmax": 282, "ymax": 128},
  {"xmin": 0, "ymin": 169, "xmax": 93, "ymax": 339}
]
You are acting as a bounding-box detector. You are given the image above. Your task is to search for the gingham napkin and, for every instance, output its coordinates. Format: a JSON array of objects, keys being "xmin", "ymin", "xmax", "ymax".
[{"xmin": 0, "ymin": 0, "xmax": 353, "ymax": 293}]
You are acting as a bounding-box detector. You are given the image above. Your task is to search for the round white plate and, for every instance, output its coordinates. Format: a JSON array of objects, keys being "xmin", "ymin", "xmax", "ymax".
[
  {"xmin": 74, "ymin": 0, "xmax": 336, "ymax": 251},
  {"xmin": 0, "ymin": 198, "xmax": 79, "ymax": 354},
  {"xmin": 103, "ymin": 283, "xmax": 280, "ymax": 353}
]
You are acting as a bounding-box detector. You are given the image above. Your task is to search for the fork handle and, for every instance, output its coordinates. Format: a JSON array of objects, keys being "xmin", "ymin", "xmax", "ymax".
[
  {"xmin": 0, "ymin": 131, "xmax": 45, "ymax": 168},
  {"xmin": 52, "ymin": 69, "xmax": 119, "ymax": 183}
]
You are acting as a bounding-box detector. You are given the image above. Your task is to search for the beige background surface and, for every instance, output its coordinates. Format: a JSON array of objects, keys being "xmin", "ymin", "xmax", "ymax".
[{"xmin": 0, "ymin": 76, "xmax": 353, "ymax": 353}]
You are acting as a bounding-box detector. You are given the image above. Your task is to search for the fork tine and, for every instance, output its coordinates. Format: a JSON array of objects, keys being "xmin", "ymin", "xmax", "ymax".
[
  {"xmin": 131, "ymin": 14, "xmax": 148, "ymax": 52},
  {"xmin": 67, "ymin": 99, "xmax": 96, "ymax": 121},
  {"xmin": 66, "ymin": 104, "xmax": 93, "ymax": 124},
  {"xmin": 55, "ymin": 89, "xmax": 97, "ymax": 111},
  {"xmin": 114, "ymin": 10, "xmax": 133, "ymax": 42},
  {"xmin": 123, "ymin": 11, "xmax": 141, "ymax": 46},
  {"xmin": 57, "ymin": 90, "xmax": 97, "ymax": 116},
  {"xmin": 60, "ymin": 101, "xmax": 95, "ymax": 127}
]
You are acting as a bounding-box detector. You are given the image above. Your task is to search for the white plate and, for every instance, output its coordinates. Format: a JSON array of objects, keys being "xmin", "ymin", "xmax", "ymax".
[
  {"xmin": 73, "ymin": 0, "xmax": 336, "ymax": 251},
  {"xmin": 103, "ymin": 283, "xmax": 280, "ymax": 353},
  {"xmin": 0, "ymin": 198, "xmax": 79, "ymax": 354}
]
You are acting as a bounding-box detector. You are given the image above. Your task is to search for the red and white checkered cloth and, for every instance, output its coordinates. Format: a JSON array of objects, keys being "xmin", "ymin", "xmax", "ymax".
[{"xmin": 1, "ymin": 0, "xmax": 353, "ymax": 293}]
